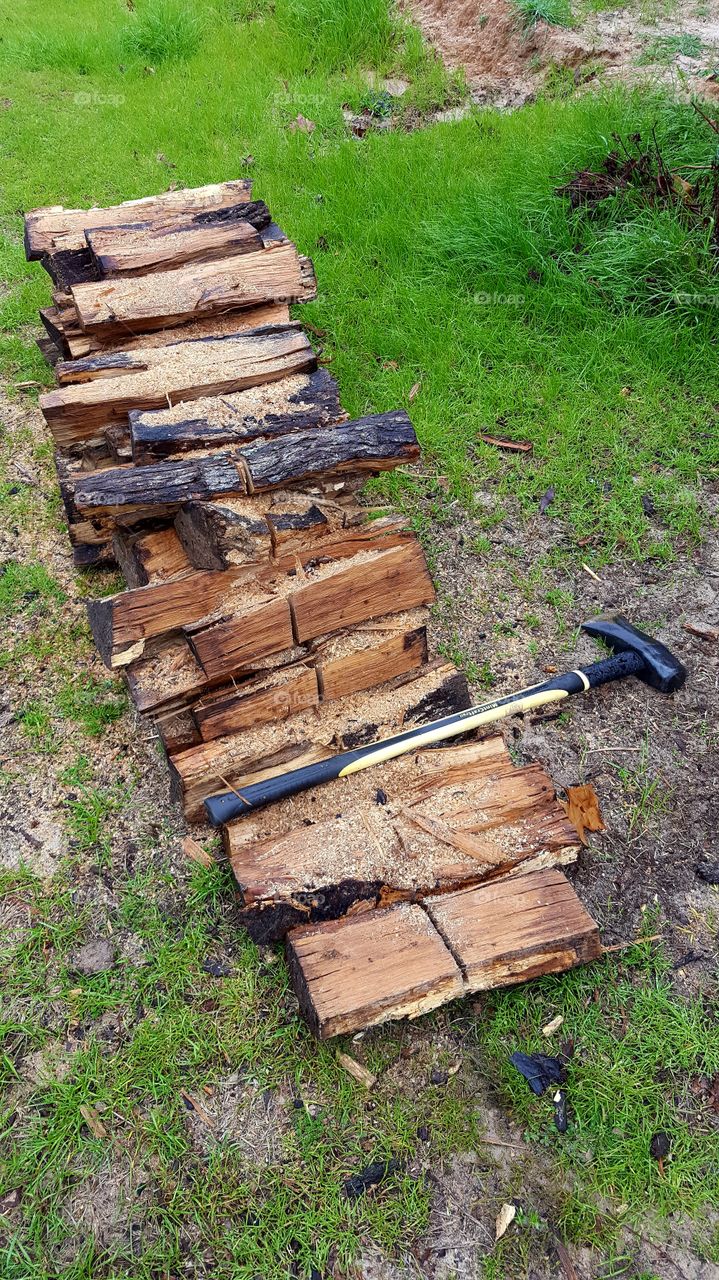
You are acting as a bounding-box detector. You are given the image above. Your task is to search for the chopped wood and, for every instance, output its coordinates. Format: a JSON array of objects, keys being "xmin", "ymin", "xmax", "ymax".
[
  {"xmin": 72, "ymin": 411, "xmax": 418, "ymax": 521},
  {"xmin": 65, "ymin": 301, "xmax": 293, "ymax": 361},
  {"xmin": 225, "ymin": 741, "xmax": 580, "ymax": 942},
  {"xmin": 191, "ymin": 613, "xmax": 428, "ymax": 742},
  {"xmin": 193, "ymin": 663, "xmax": 319, "ymax": 741},
  {"xmin": 88, "ymin": 566, "xmax": 248, "ymax": 668},
  {"xmin": 174, "ymin": 495, "xmax": 273, "ymax": 571},
  {"xmin": 424, "ymin": 868, "xmax": 601, "ymax": 991},
  {"xmin": 104, "ymin": 423, "xmax": 132, "ymax": 462},
  {"xmin": 182, "ymin": 835, "xmax": 214, "ymax": 867},
  {"xmin": 290, "ymin": 539, "xmax": 434, "ymax": 644},
  {"xmin": 84, "ymin": 200, "xmax": 273, "ymax": 276},
  {"xmin": 24, "ymin": 180, "xmax": 253, "ymax": 259},
  {"xmin": 125, "ymin": 634, "xmax": 215, "ymax": 716},
  {"xmin": 241, "ymin": 411, "xmax": 419, "ymax": 491},
  {"xmin": 69, "ymin": 243, "xmax": 316, "ymax": 339},
  {"xmin": 74, "ymin": 454, "xmax": 249, "ymax": 520},
  {"xmin": 130, "ymin": 368, "xmax": 343, "ymax": 462},
  {"xmin": 287, "ymin": 902, "xmax": 465, "ymax": 1039},
  {"xmin": 112, "ymin": 526, "xmax": 194, "ymax": 588},
  {"xmin": 156, "ymin": 706, "xmax": 202, "ymax": 754},
  {"xmin": 40, "ymin": 326, "xmax": 316, "ymax": 445},
  {"xmin": 289, "ymin": 868, "xmax": 600, "ymax": 1037},
  {"xmin": 170, "ymin": 661, "xmax": 470, "ymax": 820}
]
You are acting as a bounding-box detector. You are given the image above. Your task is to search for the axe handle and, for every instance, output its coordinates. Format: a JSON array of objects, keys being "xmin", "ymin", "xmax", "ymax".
[{"xmin": 204, "ymin": 649, "xmax": 645, "ymax": 826}]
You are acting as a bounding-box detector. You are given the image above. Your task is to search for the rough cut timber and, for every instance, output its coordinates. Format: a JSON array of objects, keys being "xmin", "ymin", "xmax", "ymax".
[
  {"xmin": 169, "ymin": 661, "xmax": 470, "ymax": 820},
  {"xmin": 68, "ymin": 243, "xmax": 316, "ymax": 340},
  {"xmin": 84, "ymin": 200, "xmax": 273, "ymax": 276},
  {"xmin": 191, "ymin": 614, "xmax": 428, "ymax": 743},
  {"xmin": 424, "ymin": 868, "xmax": 602, "ymax": 993},
  {"xmin": 225, "ymin": 740, "xmax": 581, "ymax": 942},
  {"xmin": 40, "ymin": 327, "xmax": 316, "ymax": 444},
  {"xmin": 24, "ymin": 180, "xmax": 254, "ymax": 259},
  {"xmin": 287, "ymin": 903, "xmax": 465, "ymax": 1039},
  {"xmin": 287, "ymin": 868, "xmax": 601, "ymax": 1038},
  {"xmin": 49, "ymin": 301, "xmax": 292, "ymax": 362},
  {"xmin": 72, "ymin": 411, "xmax": 418, "ymax": 521},
  {"xmin": 112, "ymin": 526, "xmax": 194, "ymax": 588},
  {"xmin": 187, "ymin": 539, "xmax": 434, "ymax": 683},
  {"xmin": 130, "ymin": 368, "xmax": 343, "ymax": 463}
]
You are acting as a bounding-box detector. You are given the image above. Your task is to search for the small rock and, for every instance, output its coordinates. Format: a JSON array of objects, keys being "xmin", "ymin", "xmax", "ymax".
[
  {"xmin": 69, "ymin": 939, "xmax": 115, "ymax": 977},
  {"xmin": 375, "ymin": 788, "xmax": 388, "ymax": 805},
  {"xmin": 417, "ymin": 1125, "xmax": 430, "ymax": 1142},
  {"xmin": 430, "ymin": 1067, "xmax": 448, "ymax": 1085},
  {"xmin": 696, "ymin": 863, "xmax": 719, "ymax": 885},
  {"xmin": 202, "ymin": 959, "xmax": 232, "ymax": 978}
]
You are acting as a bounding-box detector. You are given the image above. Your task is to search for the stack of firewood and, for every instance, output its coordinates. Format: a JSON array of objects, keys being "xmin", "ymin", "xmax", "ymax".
[{"xmin": 26, "ymin": 180, "xmax": 601, "ymax": 1037}]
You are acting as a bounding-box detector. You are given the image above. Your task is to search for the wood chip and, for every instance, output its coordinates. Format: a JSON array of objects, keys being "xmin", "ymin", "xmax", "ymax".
[
  {"xmin": 336, "ymin": 1051, "xmax": 377, "ymax": 1089},
  {"xmin": 79, "ymin": 1103, "xmax": 108, "ymax": 1139},
  {"xmin": 182, "ymin": 835, "xmax": 213, "ymax": 867},
  {"xmin": 561, "ymin": 784, "xmax": 605, "ymax": 846},
  {"xmin": 542, "ymin": 1014, "xmax": 564, "ymax": 1037},
  {"xmin": 495, "ymin": 1202, "xmax": 516, "ymax": 1240}
]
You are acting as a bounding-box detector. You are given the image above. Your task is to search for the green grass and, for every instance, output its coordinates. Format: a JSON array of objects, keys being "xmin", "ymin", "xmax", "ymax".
[
  {"xmin": 511, "ymin": 0, "xmax": 573, "ymax": 27},
  {"xmin": 637, "ymin": 33, "xmax": 705, "ymax": 63}
]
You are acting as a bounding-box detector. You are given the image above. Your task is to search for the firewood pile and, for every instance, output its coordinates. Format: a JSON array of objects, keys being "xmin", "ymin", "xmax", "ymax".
[{"xmin": 26, "ymin": 180, "xmax": 601, "ymax": 1037}]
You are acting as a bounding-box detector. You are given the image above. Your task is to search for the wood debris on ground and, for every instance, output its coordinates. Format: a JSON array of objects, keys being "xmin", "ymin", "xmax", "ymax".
[{"xmin": 26, "ymin": 179, "xmax": 603, "ymax": 1038}]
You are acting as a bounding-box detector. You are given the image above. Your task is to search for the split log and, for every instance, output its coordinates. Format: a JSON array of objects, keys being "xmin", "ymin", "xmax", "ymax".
[
  {"xmin": 155, "ymin": 707, "xmax": 202, "ymax": 755},
  {"xmin": 24, "ymin": 180, "xmax": 254, "ymax": 260},
  {"xmin": 104, "ymin": 424, "xmax": 132, "ymax": 462},
  {"xmin": 169, "ymin": 661, "xmax": 469, "ymax": 820},
  {"xmin": 125, "ymin": 635, "xmax": 216, "ymax": 717},
  {"xmin": 424, "ymin": 868, "xmax": 602, "ymax": 991},
  {"xmin": 112, "ymin": 526, "xmax": 194, "ymax": 589},
  {"xmin": 68, "ymin": 243, "xmax": 316, "ymax": 340},
  {"xmin": 130, "ymin": 368, "xmax": 343, "ymax": 462},
  {"xmin": 72, "ymin": 412, "xmax": 418, "ymax": 521},
  {"xmin": 225, "ymin": 741, "xmax": 580, "ymax": 941},
  {"xmin": 88, "ymin": 566, "xmax": 247, "ymax": 668},
  {"xmin": 74, "ymin": 454, "xmax": 249, "ymax": 520},
  {"xmin": 192, "ymin": 613, "xmax": 428, "ymax": 742},
  {"xmin": 287, "ymin": 903, "xmax": 465, "ymax": 1039},
  {"xmin": 288, "ymin": 868, "xmax": 600, "ymax": 1038},
  {"xmin": 241, "ymin": 411, "xmax": 419, "ymax": 491},
  {"xmin": 289, "ymin": 538, "xmax": 434, "ymax": 645},
  {"xmin": 63, "ymin": 299, "xmax": 292, "ymax": 360},
  {"xmin": 188, "ymin": 538, "xmax": 433, "ymax": 683},
  {"xmin": 84, "ymin": 200, "xmax": 273, "ymax": 276},
  {"xmin": 40, "ymin": 327, "xmax": 316, "ymax": 444},
  {"xmin": 174, "ymin": 496, "xmax": 274, "ymax": 571}
]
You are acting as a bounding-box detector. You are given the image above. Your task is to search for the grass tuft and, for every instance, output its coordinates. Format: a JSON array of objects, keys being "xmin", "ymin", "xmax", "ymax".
[{"xmin": 123, "ymin": 0, "xmax": 208, "ymax": 62}]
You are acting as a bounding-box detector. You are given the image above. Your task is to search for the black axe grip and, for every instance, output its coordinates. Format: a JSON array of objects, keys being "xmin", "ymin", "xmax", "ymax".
[{"xmin": 581, "ymin": 649, "xmax": 646, "ymax": 689}]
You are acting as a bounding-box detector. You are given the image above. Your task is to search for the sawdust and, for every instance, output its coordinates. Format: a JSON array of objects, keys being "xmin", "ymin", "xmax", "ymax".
[{"xmin": 132, "ymin": 370, "xmax": 314, "ymax": 430}]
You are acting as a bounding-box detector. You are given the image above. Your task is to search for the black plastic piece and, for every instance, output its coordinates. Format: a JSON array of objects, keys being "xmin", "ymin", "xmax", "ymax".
[{"xmin": 581, "ymin": 613, "xmax": 686, "ymax": 693}]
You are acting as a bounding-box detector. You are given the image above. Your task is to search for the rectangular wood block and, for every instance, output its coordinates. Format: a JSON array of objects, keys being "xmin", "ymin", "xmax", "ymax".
[
  {"xmin": 287, "ymin": 903, "xmax": 464, "ymax": 1039},
  {"xmin": 425, "ymin": 867, "xmax": 601, "ymax": 991}
]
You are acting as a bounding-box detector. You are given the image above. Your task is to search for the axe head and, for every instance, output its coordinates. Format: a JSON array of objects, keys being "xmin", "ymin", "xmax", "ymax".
[{"xmin": 581, "ymin": 613, "xmax": 687, "ymax": 694}]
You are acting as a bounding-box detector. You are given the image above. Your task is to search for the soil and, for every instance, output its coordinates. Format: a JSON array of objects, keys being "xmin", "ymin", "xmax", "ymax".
[{"xmin": 404, "ymin": 0, "xmax": 719, "ymax": 110}]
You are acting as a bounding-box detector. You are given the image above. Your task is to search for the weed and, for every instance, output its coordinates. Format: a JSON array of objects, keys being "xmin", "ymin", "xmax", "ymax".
[
  {"xmin": 65, "ymin": 783, "xmax": 127, "ymax": 861},
  {"xmin": 511, "ymin": 0, "xmax": 572, "ymax": 26},
  {"xmin": 637, "ymin": 34, "xmax": 704, "ymax": 64},
  {"xmin": 18, "ymin": 699, "xmax": 56, "ymax": 752},
  {"xmin": 123, "ymin": 0, "xmax": 208, "ymax": 62}
]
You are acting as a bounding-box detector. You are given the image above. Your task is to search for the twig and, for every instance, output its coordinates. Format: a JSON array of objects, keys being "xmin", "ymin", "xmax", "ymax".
[{"xmin": 602, "ymin": 932, "xmax": 661, "ymax": 953}]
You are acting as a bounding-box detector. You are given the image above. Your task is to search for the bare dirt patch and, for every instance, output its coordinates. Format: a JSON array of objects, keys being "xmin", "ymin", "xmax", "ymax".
[{"xmin": 405, "ymin": 0, "xmax": 719, "ymax": 108}]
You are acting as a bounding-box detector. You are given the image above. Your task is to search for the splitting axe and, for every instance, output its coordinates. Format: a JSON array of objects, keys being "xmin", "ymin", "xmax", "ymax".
[{"xmin": 204, "ymin": 613, "xmax": 686, "ymax": 827}]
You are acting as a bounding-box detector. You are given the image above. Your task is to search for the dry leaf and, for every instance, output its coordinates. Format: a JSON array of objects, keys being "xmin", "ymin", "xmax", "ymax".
[
  {"xmin": 538, "ymin": 485, "xmax": 555, "ymax": 515},
  {"xmin": 561, "ymin": 784, "xmax": 605, "ymax": 846},
  {"xmin": 495, "ymin": 1202, "xmax": 516, "ymax": 1241},
  {"xmin": 289, "ymin": 113, "xmax": 315, "ymax": 134},
  {"xmin": 337, "ymin": 1051, "xmax": 376, "ymax": 1089},
  {"xmin": 408, "ymin": 381, "xmax": 421, "ymax": 401},
  {"xmin": 182, "ymin": 835, "xmax": 212, "ymax": 867},
  {"xmin": 79, "ymin": 1103, "xmax": 108, "ymax": 1139}
]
